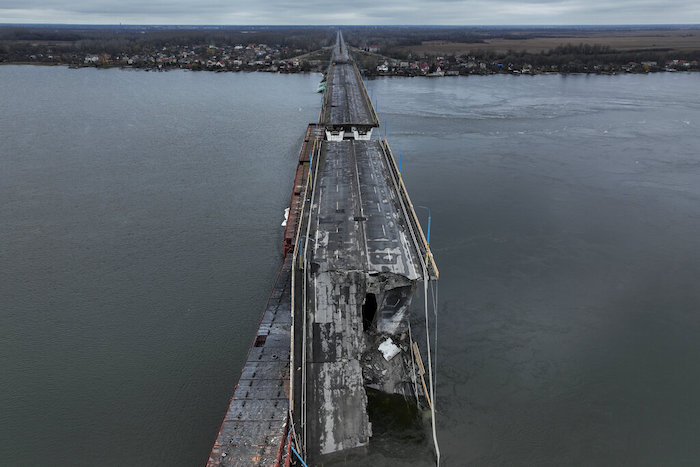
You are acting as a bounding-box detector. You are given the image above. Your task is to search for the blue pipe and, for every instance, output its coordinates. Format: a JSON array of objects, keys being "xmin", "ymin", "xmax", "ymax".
[
  {"xmin": 291, "ymin": 445, "xmax": 308, "ymax": 467},
  {"xmin": 427, "ymin": 214, "xmax": 431, "ymax": 245},
  {"xmin": 286, "ymin": 423, "xmax": 308, "ymax": 467}
]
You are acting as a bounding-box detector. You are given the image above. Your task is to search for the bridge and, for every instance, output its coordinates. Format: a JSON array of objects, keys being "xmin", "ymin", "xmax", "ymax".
[
  {"xmin": 321, "ymin": 32, "xmax": 379, "ymax": 141},
  {"xmin": 208, "ymin": 31, "xmax": 438, "ymax": 466}
]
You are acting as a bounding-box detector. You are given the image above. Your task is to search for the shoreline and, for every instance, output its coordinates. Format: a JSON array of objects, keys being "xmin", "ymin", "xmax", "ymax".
[
  {"xmin": 2, "ymin": 60, "xmax": 697, "ymax": 77},
  {"xmin": 3, "ymin": 25, "xmax": 698, "ymax": 78}
]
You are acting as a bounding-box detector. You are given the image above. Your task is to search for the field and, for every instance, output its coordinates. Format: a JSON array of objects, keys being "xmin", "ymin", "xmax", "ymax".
[{"xmin": 396, "ymin": 28, "xmax": 700, "ymax": 55}]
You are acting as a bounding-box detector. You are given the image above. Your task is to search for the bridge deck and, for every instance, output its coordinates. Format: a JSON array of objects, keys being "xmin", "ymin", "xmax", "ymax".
[
  {"xmin": 207, "ymin": 258, "xmax": 291, "ymax": 466},
  {"xmin": 311, "ymin": 140, "xmax": 422, "ymax": 278},
  {"xmin": 322, "ymin": 64, "xmax": 377, "ymax": 127},
  {"xmin": 321, "ymin": 32, "xmax": 378, "ymax": 128},
  {"xmin": 303, "ymin": 140, "xmax": 423, "ymax": 458}
]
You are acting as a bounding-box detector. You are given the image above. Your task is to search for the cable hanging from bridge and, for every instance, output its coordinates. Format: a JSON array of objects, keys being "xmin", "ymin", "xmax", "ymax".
[{"xmin": 424, "ymin": 271, "xmax": 441, "ymax": 465}]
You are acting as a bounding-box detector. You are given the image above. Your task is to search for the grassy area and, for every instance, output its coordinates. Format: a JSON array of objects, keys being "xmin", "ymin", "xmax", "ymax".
[{"xmin": 395, "ymin": 28, "xmax": 700, "ymax": 56}]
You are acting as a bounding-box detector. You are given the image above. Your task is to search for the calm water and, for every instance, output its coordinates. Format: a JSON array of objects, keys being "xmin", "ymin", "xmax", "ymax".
[
  {"xmin": 2, "ymin": 67, "xmax": 700, "ymax": 466},
  {"xmin": 370, "ymin": 73, "xmax": 700, "ymax": 466}
]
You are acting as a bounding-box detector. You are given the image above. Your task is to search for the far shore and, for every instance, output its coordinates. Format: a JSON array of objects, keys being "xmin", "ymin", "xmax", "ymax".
[
  {"xmin": 2, "ymin": 59, "xmax": 698, "ymax": 77},
  {"xmin": 2, "ymin": 25, "xmax": 698, "ymax": 76}
]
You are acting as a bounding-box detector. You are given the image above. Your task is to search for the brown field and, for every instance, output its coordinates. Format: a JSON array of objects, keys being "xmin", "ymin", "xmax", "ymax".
[{"xmin": 398, "ymin": 29, "xmax": 700, "ymax": 55}]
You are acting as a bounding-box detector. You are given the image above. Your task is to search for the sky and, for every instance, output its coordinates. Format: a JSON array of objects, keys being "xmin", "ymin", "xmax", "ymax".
[{"xmin": 1, "ymin": 0, "xmax": 699, "ymax": 25}]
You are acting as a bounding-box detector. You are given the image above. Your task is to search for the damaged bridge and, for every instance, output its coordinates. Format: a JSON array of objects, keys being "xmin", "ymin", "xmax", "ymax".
[
  {"xmin": 290, "ymin": 32, "xmax": 438, "ymax": 463},
  {"xmin": 208, "ymin": 31, "xmax": 438, "ymax": 466}
]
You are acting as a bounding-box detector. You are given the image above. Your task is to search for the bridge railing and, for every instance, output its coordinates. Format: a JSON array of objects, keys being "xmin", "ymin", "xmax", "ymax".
[
  {"xmin": 380, "ymin": 139, "xmax": 439, "ymax": 280},
  {"xmin": 351, "ymin": 58, "xmax": 380, "ymax": 126},
  {"xmin": 289, "ymin": 126, "xmax": 324, "ymax": 462}
]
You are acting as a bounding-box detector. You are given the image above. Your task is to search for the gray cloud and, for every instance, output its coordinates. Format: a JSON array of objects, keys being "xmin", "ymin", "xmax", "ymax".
[{"xmin": 1, "ymin": 0, "xmax": 699, "ymax": 24}]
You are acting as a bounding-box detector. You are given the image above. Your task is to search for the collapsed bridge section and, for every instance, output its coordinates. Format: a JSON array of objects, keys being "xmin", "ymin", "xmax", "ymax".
[{"xmin": 291, "ymin": 139, "xmax": 436, "ymax": 462}]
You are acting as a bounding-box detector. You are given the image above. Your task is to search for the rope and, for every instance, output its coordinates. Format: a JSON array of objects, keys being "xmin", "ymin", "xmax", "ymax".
[
  {"xmin": 430, "ymin": 280, "xmax": 439, "ymax": 402},
  {"xmin": 424, "ymin": 276, "xmax": 441, "ymax": 465},
  {"xmin": 407, "ymin": 321, "xmax": 420, "ymax": 401}
]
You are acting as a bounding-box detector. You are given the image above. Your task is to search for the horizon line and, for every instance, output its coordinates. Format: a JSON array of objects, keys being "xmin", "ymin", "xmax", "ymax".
[{"xmin": 2, "ymin": 22, "xmax": 700, "ymax": 28}]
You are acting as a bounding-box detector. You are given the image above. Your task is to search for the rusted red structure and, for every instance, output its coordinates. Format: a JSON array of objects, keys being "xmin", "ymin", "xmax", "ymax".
[
  {"xmin": 283, "ymin": 124, "xmax": 321, "ymax": 256},
  {"xmin": 206, "ymin": 125, "xmax": 318, "ymax": 466}
]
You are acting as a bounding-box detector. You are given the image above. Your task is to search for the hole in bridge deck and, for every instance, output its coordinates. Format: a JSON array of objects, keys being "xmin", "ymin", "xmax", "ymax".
[
  {"xmin": 254, "ymin": 335, "xmax": 267, "ymax": 347},
  {"xmin": 362, "ymin": 293, "xmax": 377, "ymax": 331}
]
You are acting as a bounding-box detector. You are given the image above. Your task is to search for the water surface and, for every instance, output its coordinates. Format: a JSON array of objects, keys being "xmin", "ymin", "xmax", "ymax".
[
  {"xmin": 368, "ymin": 73, "xmax": 700, "ymax": 466},
  {"xmin": 2, "ymin": 67, "xmax": 700, "ymax": 465},
  {"xmin": 1, "ymin": 66, "xmax": 319, "ymax": 465}
]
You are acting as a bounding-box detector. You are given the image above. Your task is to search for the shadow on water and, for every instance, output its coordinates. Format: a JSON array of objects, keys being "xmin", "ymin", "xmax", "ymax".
[
  {"xmin": 316, "ymin": 389, "xmax": 434, "ymax": 466},
  {"xmin": 367, "ymin": 388, "xmax": 426, "ymax": 442}
]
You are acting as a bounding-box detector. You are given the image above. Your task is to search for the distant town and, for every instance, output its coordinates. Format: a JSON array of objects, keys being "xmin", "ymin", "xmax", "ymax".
[{"xmin": 2, "ymin": 25, "xmax": 699, "ymax": 75}]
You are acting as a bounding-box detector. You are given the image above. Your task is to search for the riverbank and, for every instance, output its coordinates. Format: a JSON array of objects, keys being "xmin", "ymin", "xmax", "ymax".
[
  {"xmin": 3, "ymin": 24, "xmax": 698, "ymax": 77},
  {"xmin": 2, "ymin": 59, "xmax": 698, "ymax": 77}
]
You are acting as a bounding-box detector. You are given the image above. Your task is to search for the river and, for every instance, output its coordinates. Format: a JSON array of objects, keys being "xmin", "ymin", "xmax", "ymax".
[{"xmin": 2, "ymin": 66, "xmax": 699, "ymax": 465}]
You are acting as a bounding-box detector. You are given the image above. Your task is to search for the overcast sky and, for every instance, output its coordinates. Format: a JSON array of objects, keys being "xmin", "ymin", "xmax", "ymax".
[{"xmin": 1, "ymin": 0, "xmax": 699, "ymax": 25}]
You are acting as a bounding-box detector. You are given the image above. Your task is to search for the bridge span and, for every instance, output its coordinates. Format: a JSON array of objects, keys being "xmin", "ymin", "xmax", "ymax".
[
  {"xmin": 321, "ymin": 31, "xmax": 379, "ymax": 141},
  {"xmin": 208, "ymin": 31, "xmax": 438, "ymax": 466}
]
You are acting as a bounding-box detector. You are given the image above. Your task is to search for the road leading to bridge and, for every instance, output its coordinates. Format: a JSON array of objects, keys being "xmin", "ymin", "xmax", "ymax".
[{"xmin": 321, "ymin": 32, "xmax": 379, "ymax": 140}]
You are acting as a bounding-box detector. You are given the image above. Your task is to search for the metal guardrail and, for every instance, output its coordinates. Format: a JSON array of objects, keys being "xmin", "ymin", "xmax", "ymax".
[
  {"xmin": 380, "ymin": 139, "xmax": 439, "ymax": 281},
  {"xmin": 289, "ymin": 128, "xmax": 323, "ymax": 462},
  {"xmin": 352, "ymin": 59, "xmax": 380, "ymax": 126}
]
